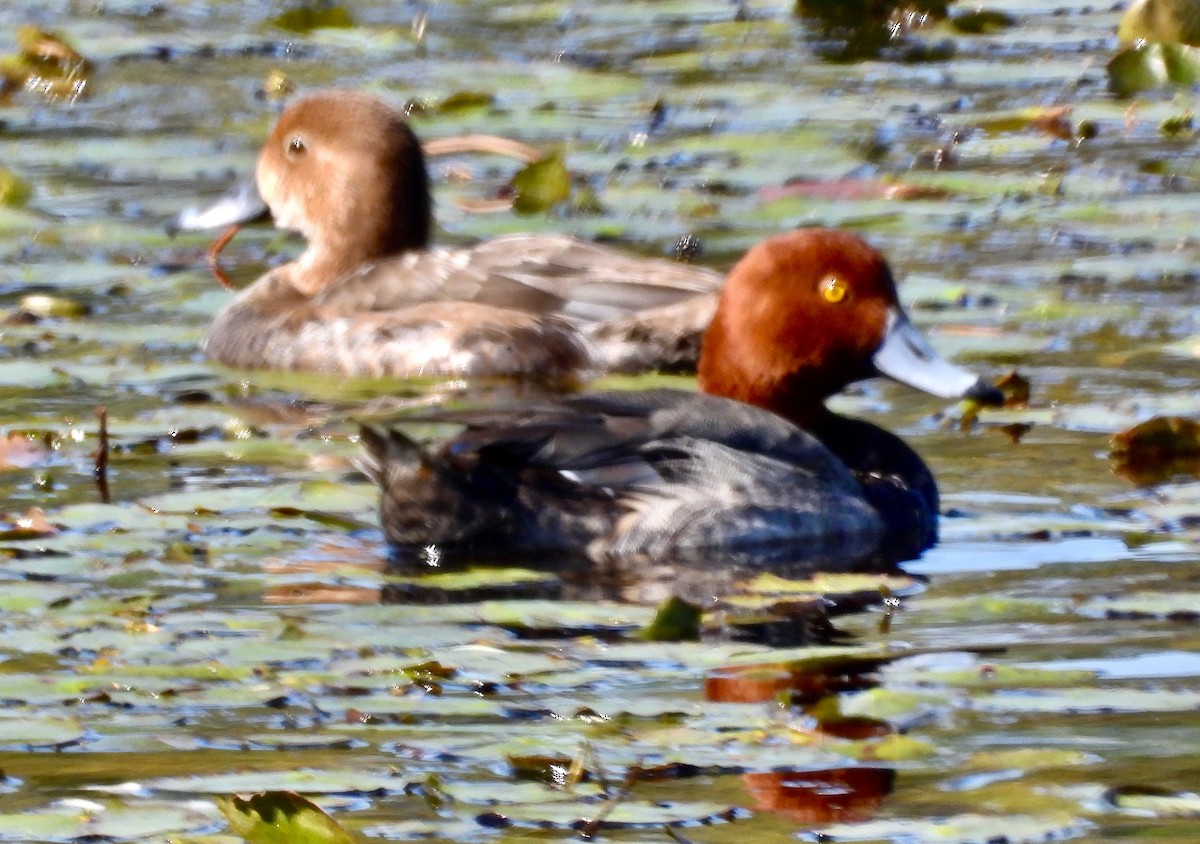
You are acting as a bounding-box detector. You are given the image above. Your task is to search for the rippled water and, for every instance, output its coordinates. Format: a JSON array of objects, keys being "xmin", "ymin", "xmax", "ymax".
[{"xmin": 0, "ymin": 1, "xmax": 1198, "ymax": 842}]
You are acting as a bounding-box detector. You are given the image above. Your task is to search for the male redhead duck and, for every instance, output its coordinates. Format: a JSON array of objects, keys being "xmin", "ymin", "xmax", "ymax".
[
  {"xmin": 360, "ymin": 228, "xmax": 1001, "ymax": 563},
  {"xmin": 185, "ymin": 89, "xmax": 724, "ymax": 379}
]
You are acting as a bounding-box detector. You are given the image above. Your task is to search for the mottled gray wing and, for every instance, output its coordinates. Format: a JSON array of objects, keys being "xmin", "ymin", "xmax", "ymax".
[
  {"xmin": 310, "ymin": 233, "xmax": 723, "ymax": 323},
  {"xmin": 412, "ymin": 389, "xmax": 862, "ymax": 495},
  {"xmin": 462, "ymin": 234, "xmax": 724, "ymax": 322}
]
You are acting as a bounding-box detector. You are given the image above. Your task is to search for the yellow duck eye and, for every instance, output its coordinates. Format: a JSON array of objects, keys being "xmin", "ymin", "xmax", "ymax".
[
  {"xmin": 819, "ymin": 275, "xmax": 848, "ymax": 303},
  {"xmin": 287, "ymin": 136, "xmax": 306, "ymax": 157}
]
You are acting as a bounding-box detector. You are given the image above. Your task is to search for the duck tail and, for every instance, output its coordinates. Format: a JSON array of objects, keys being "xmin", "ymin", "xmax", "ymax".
[
  {"xmin": 357, "ymin": 423, "xmax": 516, "ymax": 550},
  {"xmin": 357, "ymin": 423, "xmax": 428, "ymax": 486}
]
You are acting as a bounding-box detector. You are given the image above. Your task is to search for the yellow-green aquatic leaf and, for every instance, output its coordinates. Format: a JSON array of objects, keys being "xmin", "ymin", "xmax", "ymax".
[
  {"xmin": 153, "ymin": 771, "xmax": 400, "ymax": 796},
  {"xmin": 963, "ymin": 748, "xmax": 1098, "ymax": 771},
  {"xmin": 437, "ymin": 90, "xmax": 495, "ymax": 112},
  {"xmin": 1118, "ymin": 0, "xmax": 1200, "ymax": 44},
  {"xmin": 272, "ymin": 5, "xmax": 354, "ymax": 33},
  {"xmin": 640, "ymin": 596, "xmax": 702, "ymax": 642},
  {"xmin": 1107, "ymin": 41, "xmax": 1200, "ymax": 94},
  {"xmin": 1106, "ymin": 784, "xmax": 1200, "ymax": 817},
  {"xmin": 19, "ymin": 293, "xmax": 88, "ymax": 318},
  {"xmin": 216, "ymin": 791, "xmax": 355, "ymax": 844},
  {"xmin": 852, "ymin": 733, "xmax": 936, "ymax": 761},
  {"xmin": 511, "ymin": 151, "xmax": 571, "ymax": 214},
  {"xmin": 951, "ymin": 9, "xmax": 1018, "ymax": 34},
  {"xmin": 0, "ymin": 168, "xmax": 31, "ymax": 207},
  {"xmin": 816, "ymin": 812, "xmax": 1091, "ymax": 843},
  {"xmin": 0, "ymin": 714, "xmax": 86, "ymax": 748}
]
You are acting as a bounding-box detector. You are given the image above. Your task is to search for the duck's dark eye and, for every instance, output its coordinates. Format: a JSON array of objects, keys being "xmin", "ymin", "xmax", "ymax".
[{"xmin": 287, "ymin": 136, "xmax": 306, "ymax": 157}]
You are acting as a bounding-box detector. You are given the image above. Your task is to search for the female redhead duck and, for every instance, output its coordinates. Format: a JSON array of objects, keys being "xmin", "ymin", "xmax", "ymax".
[
  {"xmin": 360, "ymin": 228, "xmax": 1000, "ymax": 562},
  {"xmin": 186, "ymin": 89, "xmax": 723, "ymax": 378}
]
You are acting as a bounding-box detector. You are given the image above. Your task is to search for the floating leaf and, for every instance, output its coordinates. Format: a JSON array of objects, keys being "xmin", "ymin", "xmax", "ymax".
[
  {"xmin": 1105, "ymin": 784, "xmax": 1200, "ymax": 817},
  {"xmin": 1107, "ymin": 42, "xmax": 1200, "ymax": 95},
  {"xmin": 272, "ymin": 4, "xmax": 354, "ymax": 33},
  {"xmin": 976, "ymin": 687, "xmax": 1200, "ymax": 714},
  {"xmin": 0, "ymin": 168, "xmax": 31, "ymax": 208},
  {"xmin": 1111, "ymin": 416, "xmax": 1200, "ymax": 484},
  {"xmin": 853, "ymin": 733, "xmax": 937, "ymax": 762},
  {"xmin": 972, "ymin": 106, "xmax": 1076, "ymax": 140},
  {"xmin": 0, "ymin": 802, "xmax": 212, "ymax": 841},
  {"xmin": 215, "ymin": 792, "xmax": 356, "ymax": 844},
  {"xmin": 153, "ymin": 770, "xmax": 400, "ymax": 796},
  {"xmin": 963, "ymin": 748, "xmax": 1097, "ymax": 771},
  {"xmin": 1078, "ymin": 593, "xmax": 1200, "ymax": 621},
  {"xmin": 1112, "ymin": 416, "xmax": 1200, "ymax": 459},
  {"xmin": 1161, "ymin": 109, "xmax": 1195, "ymax": 136},
  {"xmin": 1118, "ymin": 0, "xmax": 1200, "ymax": 45},
  {"xmin": 640, "ymin": 596, "xmax": 702, "ymax": 642},
  {"xmin": 759, "ymin": 178, "xmax": 949, "ymax": 203},
  {"xmin": 437, "ymin": 90, "xmax": 495, "ymax": 112},
  {"xmin": 0, "ymin": 715, "xmax": 86, "ymax": 749},
  {"xmin": 262, "ymin": 69, "xmax": 295, "ymax": 100},
  {"xmin": 511, "ymin": 151, "xmax": 571, "ymax": 214},
  {"xmin": 18, "ymin": 293, "xmax": 89, "ymax": 319},
  {"xmin": 951, "ymin": 9, "xmax": 1018, "ymax": 34},
  {"xmin": 994, "ymin": 369, "xmax": 1031, "ymax": 407},
  {"xmin": 814, "ymin": 811, "xmax": 1091, "ymax": 843},
  {"xmin": 0, "ymin": 26, "xmax": 92, "ymax": 102}
]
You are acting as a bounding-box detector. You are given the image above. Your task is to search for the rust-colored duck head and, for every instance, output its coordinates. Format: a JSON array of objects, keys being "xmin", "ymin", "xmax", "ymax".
[{"xmin": 698, "ymin": 228, "xmax": 998, "ymax": 424}]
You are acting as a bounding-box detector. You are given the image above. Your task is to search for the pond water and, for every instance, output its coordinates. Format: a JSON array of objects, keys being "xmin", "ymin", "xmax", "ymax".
[{"xmin": 1, "ymin": 1, "xmax": 1199, "ymax": 842}]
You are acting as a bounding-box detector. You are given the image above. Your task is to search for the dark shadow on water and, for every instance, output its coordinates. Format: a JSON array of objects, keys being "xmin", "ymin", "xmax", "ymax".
[
  {"xmin": 265, "ymin": 526, "xmax": 922, "ymax": 646},
  {"xmin": 382, "ymin": 540, "xmax": 912, "ymax": 602},
  {"xmin": 793, "ymin": 0, "xmax": 952, "ymax": 62}
]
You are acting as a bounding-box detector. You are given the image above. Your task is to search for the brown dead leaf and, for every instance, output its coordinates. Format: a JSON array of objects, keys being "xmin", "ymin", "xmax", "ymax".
[
  {"xmin": 1111, "ymin": 416, "xmax": 1200, "ymax": 485},
  {"xmin": 759, "ymin": 179, "xmax": 949, "ymax": 203},
  {"xmin": 1028, "ymin": 105, "xmax": 1075, "ymax": 140},
  {"xmin": 16, "ymin": 507, "xmax": 56, "ymax": 536},
  {"xmin": 994, "ymin": 369, "xmax": 1031, "ymax": 407},
  {"xmin": 1112, "ymin": 416, "xmax": 1200, "ymax": 459}
]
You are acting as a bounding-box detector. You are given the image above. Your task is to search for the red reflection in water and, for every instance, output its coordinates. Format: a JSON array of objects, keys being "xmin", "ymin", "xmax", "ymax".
[
  {"xmin": 704, "ymin": 663, "xmax": 878, "ymax": 705},
  {"xmin": 743, "ymin": 767, "xmax": 895, "ymax": 823}
]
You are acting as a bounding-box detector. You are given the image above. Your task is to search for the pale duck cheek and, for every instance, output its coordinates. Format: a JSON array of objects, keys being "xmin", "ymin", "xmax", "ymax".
[{"xmin": 269, "ymin": 196, "xmax": 306, "ymax": 235}]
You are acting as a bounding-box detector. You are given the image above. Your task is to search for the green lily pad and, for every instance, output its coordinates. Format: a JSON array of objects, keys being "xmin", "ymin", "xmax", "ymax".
[
  {"xmin": 272, "ymin": 5, "xmax": 354, "ymax": 33},
  {"xmin": 1118, "ymin": 0, "xmax": 1200, "ymax": 44},
  {"xmin": 1078, "ymin": 594, "xmax": 1200, "ymax": 620},
  {"xmin": 511, "ymin": 151, "xmax": 571, "ymax": 214},
  {"xmin": 0, "ymin": 714, "xmax": 86, "ymax": 748},
  {"xmin": 0, "ymin": 801, "xmax": 213, "ymax": 842},
  {"xmin": 1106, "ymin": 784, "xmax": 1200, "ymax": 817},
  {"xmin": 0, "ymin": 168, "xmax": 31, "ymax": 208},
  {"xmin": 640, "ymin": 596, "xmax": 702, "ymax": 641},
  {"xmin": 1107, "ymin": 42, "xmax": 1200, "ymax": 95},
  {"xmin": 811, "ymin": 812, "xmax": 1092, "ymax": 843},
  {"xmin": 216, "ymin": 791, "xmax": 355, "ymax": 844},
  {"xmin": 975, "ymin": 687, "xmax": 1200, "ymax": 714},
  {"xmin": 148, "ymin": 770, "xmax": 403, "ymax": 796},
  {"xmin": 963, "ymin": 748, "xmax": 1098, "ymax": 771}
]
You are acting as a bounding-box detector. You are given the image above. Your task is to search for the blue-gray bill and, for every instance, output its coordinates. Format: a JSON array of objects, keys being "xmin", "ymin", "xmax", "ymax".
[
  {"xmin": 168, "ymin": 175, "xmax": 268, "ymax": 234},
  {"xmin": 872, "ymin": 307, "xmax": 1002, "ymax": 405}
]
